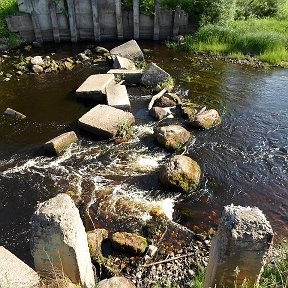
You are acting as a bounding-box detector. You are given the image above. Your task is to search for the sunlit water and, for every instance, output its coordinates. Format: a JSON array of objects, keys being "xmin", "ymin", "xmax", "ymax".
[{"xmin": 0, "ymin": 42, "xmax": 287, "ymax": 264}]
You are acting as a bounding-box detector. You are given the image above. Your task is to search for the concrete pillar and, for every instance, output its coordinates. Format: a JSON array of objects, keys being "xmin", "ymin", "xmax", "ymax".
[
  {"xmin": 204, "ymin": 205, "xmax": 273, "ymax": 288},
  {"xmin": 48, "ymin": 1, "xmax": 60, "ymax": 43},
  {"xmin": 133, "ymin": 0, "xmax": 139, "ymax": 39},
  {"xmin": 91, "ymin": 0, "xmax": 100, "ymax": 41},
  {"xmin": 172, "ymin": 6, "xmax": 181, "ymax": 37},
  {"xmin": 66, "ymin": 0, "xmax": 78, "ymax": 42},
  {"xmin": 115, "ymin": 0, "xmax": 123, "ymax": 40},
  {"xmin": 153, "ymin": 0, "xmax": 161, "ymax": 41},
  {"xmin": 30, "ymin": 194, "xmax": 95, "ymax": 287}
]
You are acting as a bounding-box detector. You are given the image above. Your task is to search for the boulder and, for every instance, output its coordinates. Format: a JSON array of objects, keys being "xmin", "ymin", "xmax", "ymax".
[
  {"xmin": 113, "ymin": 56, "xmax": 136, "ymax": 70},
  {"xmin": 190, "ymin": 109, "xmax": 221, "ymax": 129},
  {"xmin": 160, "ymin": 155, "xmax": 201, "ymax": 193},
  {"xmin": 110, "ymin": 40, "xmax": 144, "ymax": 61},
  {"xmin": 181, "ymin": 106, "xmax": 198, "ymax": 120},
  {"xmin": 78, "ymin": 104, "xmax": 135, "ymax": 138},
  {"xmin": 107, "ymin": 69, "xmax": 142, "ymax": 85},
  {"xmin": 141, "ymin": 63, "xmax": 173, "ymax": 91},
  {"xmin": 87, "ymin": 229, "xmax": 109, "ymax": 262},
  {"xmin": 30, "ymin": 194, "xmax": 95, "ymax": 287},
  {"xmin": 30, "ymin": 56, "xmax": 44, "ymax": 66},
  {"xmin": 110, "ymin": 232, "xmax": 148, "ymax": 255},
  {"xmin": 149, "ymin": 106, "xmax": 170, "ymax": 120},
  {"xmin": 32, "ymin": 65, "xmax": 44, "ymax": 73},
  {"xmin": 76, "ymin": 53, "xmax": 90, "ymax": 62},
  {"xmin": 0, "ymin": 246, "xmax": 41, "ymax": 288},
  {"xmin": 76, "ymin": 74, "xmax": 115, "ymax": 102},
  {"xmin": 97, "ymin": 276, "xmax": 136, "ymax": 288},
  {"xmin": 106, "ymin": 85, "xmax": 131, "ymax": 111},
  {"xmin": 153, "ymin": 93, "xmax": 182, "ymax": 107},
  {"xmin": 4, "ymin": 107, "xmax": 26, "ymax": 119},
  {"xmin": 43, "ymin": 131, "xmax": 78, "ymax": 156},
  {"xmin": 154, "ymin": 125, "xmax": 191, "ymax": 150}
]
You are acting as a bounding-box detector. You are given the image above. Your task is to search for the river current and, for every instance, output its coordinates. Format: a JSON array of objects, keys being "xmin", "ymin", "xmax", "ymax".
[{"xmin": 0, "ymin": 42, "xmax": 287, "ymax": 264}]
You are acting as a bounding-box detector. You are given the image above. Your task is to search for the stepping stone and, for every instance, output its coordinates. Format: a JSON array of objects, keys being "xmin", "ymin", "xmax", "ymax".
[
  {"xmin": 78, "ymin": 104, "xmax": 135, "ymax": 139},
  {"xmin": 113, "ymin": 55, "xmax": 136, "ymax": 70},
  {"xmin": 141, "ymin": 62, "xmax": 172, "ymax": 91},
  {"xmin": 76, "ymin": 74, "xmax": 115, "ymax": 102},
  {"xmin": 106, "ymin": 85, "xmax": 131, "ymax": 111},
  {"xmin": 110, "ymin": 40, "xmax": 144, "ymax": 61},
  {"xmin": 107, "ymin": 69, "xmax": 143, "ymax": 85}
]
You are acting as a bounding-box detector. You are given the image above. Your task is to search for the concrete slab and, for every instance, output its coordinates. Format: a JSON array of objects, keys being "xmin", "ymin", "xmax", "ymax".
[
  {"xmin": 107, "ymin": 69, "xmax": 142, "ymax": 85},
  {"xmin": 78, "ymin": 104, "xmax": 135, "ymax": 138},
  {"xmin": 0, "ymin": 246, "xmax": 41, "ymax": 288},
  {"xmin": 113, "ymin": 55, "xmax": 136, "ymax": 70},
  {"xmin": 106, "ymin": 85, "xmax": 131, "ymax": 111},
  {"xmin": 110, "ymin": 40, "xmax": 144, "ymax": 61},
  {"xmin": 76, "ymin": 74, "xmax": 115, "ymax": 102}
]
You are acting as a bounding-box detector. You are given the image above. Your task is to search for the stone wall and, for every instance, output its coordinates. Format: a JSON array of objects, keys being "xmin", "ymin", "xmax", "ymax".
[{"xmin": 6, "ymin": 0, "xmax": 190, "ymax": 43}]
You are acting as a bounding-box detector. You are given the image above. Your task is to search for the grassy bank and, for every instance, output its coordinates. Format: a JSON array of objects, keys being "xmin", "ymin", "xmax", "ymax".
[
  {"xmin": 0, "ymin": 0, "xmax": 18, "ymax": 46},
  {"xmin": 182, "ymin": 18, "xmax": 288, "ymax": 65}
]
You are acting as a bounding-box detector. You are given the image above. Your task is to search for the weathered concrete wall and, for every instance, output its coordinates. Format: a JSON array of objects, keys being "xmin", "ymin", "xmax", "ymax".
[{"xmin": 6, "ymin": 0, "xmax": 190, "ymax": 43}]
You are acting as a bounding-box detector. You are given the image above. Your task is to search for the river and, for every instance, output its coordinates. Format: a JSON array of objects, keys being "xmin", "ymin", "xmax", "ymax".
[{"xmin": 0, "ymin": 42, "xmax": 287, "ymax": 265}]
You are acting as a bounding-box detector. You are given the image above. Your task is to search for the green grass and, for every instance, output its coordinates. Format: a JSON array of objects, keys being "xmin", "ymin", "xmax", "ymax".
[
  {"xmin": 0, "ymin": 0, "xmax": 19, "ymax": 48},
  {"xmin": 183, "ymin": 18, "xmax": 288, "ymax": 65}
]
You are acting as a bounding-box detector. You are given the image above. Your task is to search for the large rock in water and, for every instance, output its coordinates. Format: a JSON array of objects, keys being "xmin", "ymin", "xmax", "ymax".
[
  {"xmin": 110, "ymin": 40, "xmax": 144, "ymax": 61},
  {"xmin": 106, "ymin": 84, "xmax": 131, "ymax": 111},
  {"xmin": 43, "ymin": 131, "xmax": 78, "ymax": 156},
  {"xmin": 153, "ymin": 125, "xmax": 191, "ymax": 150},
  {"xmin": 110, "ymin": 232, "xmax": 148, "ymax": 255},
  {"xmin": 160, "ymin": 155, "xmax": 201, "ymax": 193},
  {"xmin": 113, "ymin": 55, "xmax": 136, "ymax": 70},
  {"xmin": 97, "ymin": 276, "xmax": 136, "ymax": 288},
  {"xmin": 0, "ymin": 246, "xmax": 41, "ymax": 288},
  {"xmin": 78, "ymin": 104, "xmax": 135, "ymax": 138},
  {"xmin": 190, "ymin": 109, "xmax": 221, "ymax": 129},
  {"xmin": 30, "ymin": 194, "xmax": 95, "ymax": 287}
]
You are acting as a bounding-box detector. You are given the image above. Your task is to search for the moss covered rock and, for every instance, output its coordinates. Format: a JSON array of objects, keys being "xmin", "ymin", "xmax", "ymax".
[{"xmin": 160, "ymin": 155, "xmax": 201, "ymax": 193}]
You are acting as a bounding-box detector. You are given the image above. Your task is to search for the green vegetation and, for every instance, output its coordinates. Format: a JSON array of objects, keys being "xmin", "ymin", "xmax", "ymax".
[{"xmin": 0, "ymin": 0, "xmax": 19, "ymax": 47}]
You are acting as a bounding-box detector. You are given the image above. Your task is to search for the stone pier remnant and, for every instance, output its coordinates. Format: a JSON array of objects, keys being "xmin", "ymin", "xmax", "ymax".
[
  {"xmin": 107, "ymin": 69, "xmax": 143, "ymax": 84},
  {"xmin": 76, "ymin": 74, "xmax": 115, "ymax": 102},
  {"xmin": 0, "ymin": 246, "xmax": 40, "ymax": 288},
  {"xmin": 30, "ymin": 194, "xmax": 95, "ymax": 287},
  {"xmin": 43, "ymin": 131, "xmax": 78, "ymax": 156},
  {"xmin": 204, "ymin": 205, "xmax": 273, "ymax": 288}
]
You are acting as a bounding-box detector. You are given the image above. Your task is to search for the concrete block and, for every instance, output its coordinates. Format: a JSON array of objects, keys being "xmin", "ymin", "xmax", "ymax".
[
  {"xmin": 76, "ymin": 74, "xmax": 115, "ymax": 102},
  {"xmin": 141, "ymin": 62, "xmax": 171, "ymax": 90},
  {"xmin": 78, "ymin": 104, "xmax": 135, "ymax": 138},
  {"xmin": 204, "ymin": 205, "xmax": 274, "ymax": 288},
  {"xmin": 0, "ymin": 246, "xmax": 41, "ymax": 288},
  {"xmin": 43, "ymin": 131, "xmax": 78, "ymax": 156},
  {"xmin": 31, "ymin": 194, "xmax": 95, "ymax": 287},
  {"xmin": 106, "ymin": 85, "xmax": 131, "ymax": 111},
  {"xmin": 107, "ymin": 69, "xmax": 142, "ymax": 85},
  {"xmin": 110, "ymin": 39, "xmax": 144, "ymax": 61},
  {"xmin": 113, "ymin": 55, "xmax": 136, "ymax": 70}
]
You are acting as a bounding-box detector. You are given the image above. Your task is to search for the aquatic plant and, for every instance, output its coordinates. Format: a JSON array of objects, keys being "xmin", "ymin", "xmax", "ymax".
[{"xmin": 155, "ymin": 76, "xmax": 175, "ymax": 92}]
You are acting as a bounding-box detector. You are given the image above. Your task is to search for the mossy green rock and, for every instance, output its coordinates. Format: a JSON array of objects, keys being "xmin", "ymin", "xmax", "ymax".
[
  {"xmin": 160, "ymin": 155, "xmax": 201, "ymax": 193},
  {"xmin": 110, "ymin": 232, "xmax": 148, "ymax": 255},
  {"xmin": 154, "ymin": 125, "xmax": 191, "ymax": 150}
]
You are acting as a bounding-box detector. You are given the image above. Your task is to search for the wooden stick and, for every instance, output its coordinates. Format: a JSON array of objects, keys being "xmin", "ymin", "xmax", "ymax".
[{"xmin": 142, "ymin": 253, "xmax": 194, "ymax": 267}]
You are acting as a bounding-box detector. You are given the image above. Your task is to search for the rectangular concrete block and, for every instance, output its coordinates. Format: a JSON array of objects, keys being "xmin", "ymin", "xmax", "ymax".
[
  {"xmin": 76, "ymin": 74, "xmax": 115, "ymax": 102},
  {"xmin": 78, "ymin": 104, "xmax": 135, "ymax": 138},
  {"xmin": 107, "ymin": 69, "xmax": 142, "ymax": 85},
  {"xmin": 110, "ymin": 40, "xmax": 144, "ymax": 61},
  {"xmin": 0, "ymin": 246, "xmax": 40, "ymax": 288},
  {"xmin": 106, "ymin": 85, "xmax": 131, "ymax": 111}
]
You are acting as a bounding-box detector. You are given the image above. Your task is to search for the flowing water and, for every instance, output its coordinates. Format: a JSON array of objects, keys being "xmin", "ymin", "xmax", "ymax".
[{"xmin": 0, "ymin": 42, "xmax": 287, "ymax": 265}]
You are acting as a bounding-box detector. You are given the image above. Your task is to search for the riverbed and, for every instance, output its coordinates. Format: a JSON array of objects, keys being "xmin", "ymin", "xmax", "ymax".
[{"xmin": 0, "ymin": 42, "xmax": 287, "ymax": 265}]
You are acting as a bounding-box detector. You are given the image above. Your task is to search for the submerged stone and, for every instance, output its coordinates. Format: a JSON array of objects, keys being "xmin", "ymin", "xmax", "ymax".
[{"xmin": 4, "ymin": 107, "xmax": 26, "ymax": 119}]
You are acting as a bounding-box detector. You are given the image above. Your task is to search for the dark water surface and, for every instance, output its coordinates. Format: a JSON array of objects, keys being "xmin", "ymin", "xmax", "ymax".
[{"xmin": 0, "ymin": 42, "xmax": 287, "ymax": 264}]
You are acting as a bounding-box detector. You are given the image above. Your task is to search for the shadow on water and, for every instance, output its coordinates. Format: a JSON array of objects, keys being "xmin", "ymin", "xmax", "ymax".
[{"xmin": 0, "ymin": 42, "xmax": 287, "ymax": 265}]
